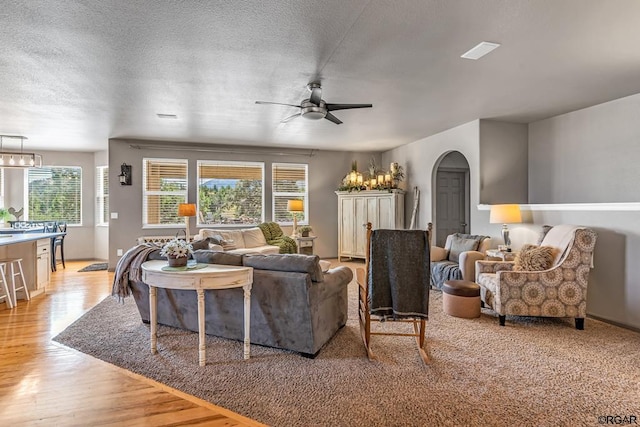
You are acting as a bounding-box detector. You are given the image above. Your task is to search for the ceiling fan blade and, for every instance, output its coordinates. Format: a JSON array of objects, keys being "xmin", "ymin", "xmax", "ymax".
[
  {"xmin": 281, "ymin": 113, "xmax": 302, "ymax": 123},
  {"xmin": 309, "ymin": 86, "xmax": 322, "ymax": 106},
  {"xmin": 255, "ymin": 101, "xmax": 302, "ymax": 108},
  {"xmin": 324, "ymin": 112, "xmax": 343, "ymax": 125},
  {"xmin": 325, "ymin": 103, "xmax": 372, "ymax": 111}
]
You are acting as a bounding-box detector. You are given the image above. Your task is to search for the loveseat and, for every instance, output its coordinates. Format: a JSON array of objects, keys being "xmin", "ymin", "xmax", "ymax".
[{"xmin": 128, "ymin": 250, "xmax": 352, "ymax": 356}]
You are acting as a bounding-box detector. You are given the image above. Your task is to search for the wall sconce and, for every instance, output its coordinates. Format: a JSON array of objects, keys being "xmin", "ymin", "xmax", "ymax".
[{"xmin": 119, "ymin": 163, "xmax": 132, "ymax": 185}]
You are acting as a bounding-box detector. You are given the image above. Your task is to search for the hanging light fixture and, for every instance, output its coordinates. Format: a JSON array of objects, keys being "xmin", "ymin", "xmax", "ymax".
[{"xmin": 0, "ymin": 135, "xmax": 43, "ymax": 168}]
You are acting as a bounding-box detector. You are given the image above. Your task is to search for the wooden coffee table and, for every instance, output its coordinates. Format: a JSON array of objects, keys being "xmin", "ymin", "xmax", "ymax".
[{"xmin": 141, "ymin": 260, "xmax": 253, "ymax": 366}]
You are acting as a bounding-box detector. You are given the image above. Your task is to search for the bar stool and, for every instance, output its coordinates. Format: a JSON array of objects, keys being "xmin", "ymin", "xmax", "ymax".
[
  {"xmin": 0, "ymin": 262, "xmax": 13, "ymax": 309},
  {"xmin": 0, "ymin": 258, "xmax": 30, "ymax": 306}
]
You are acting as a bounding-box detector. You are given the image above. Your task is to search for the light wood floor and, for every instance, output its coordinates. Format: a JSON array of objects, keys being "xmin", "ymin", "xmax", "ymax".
[{"xmin": 0, "ymin": 260, "xmax": 265, "ymax": 427}]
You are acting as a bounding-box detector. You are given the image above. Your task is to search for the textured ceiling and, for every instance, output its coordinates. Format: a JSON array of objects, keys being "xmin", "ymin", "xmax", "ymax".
[{"xmin": 1, "ymin": 0, "xmax": 640, "ymax": 152}]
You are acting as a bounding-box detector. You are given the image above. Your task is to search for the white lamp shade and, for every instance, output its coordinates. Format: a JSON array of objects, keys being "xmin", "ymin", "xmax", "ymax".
[{"xmin": 489, "ymin": 204, "xmax": 522, "ymax": 224}]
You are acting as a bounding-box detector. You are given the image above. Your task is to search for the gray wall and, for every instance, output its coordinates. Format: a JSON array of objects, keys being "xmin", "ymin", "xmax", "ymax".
[
  {"xmin": 529, "ymin": 92, "xmax": 640, "ymax": 203},
  {"xmin": 478, "ymin": 120, "xmax": 528, "ymax": 204},
  {"xmin": 108, "ymin": 138, "xmax": 379, "ymax": 269},
  {"xmin": 3, "ymin": 150, "xmax": 98, "ymax": 260}
]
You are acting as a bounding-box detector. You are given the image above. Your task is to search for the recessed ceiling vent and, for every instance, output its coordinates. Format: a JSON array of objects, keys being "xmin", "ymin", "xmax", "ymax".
[
  {"xmin": 156, "ymin": 113, "xmax": 178, "ymax": 119},
  {"xmin": 461, "ymin": 42, "xmax": 500, "ymax": 60}
]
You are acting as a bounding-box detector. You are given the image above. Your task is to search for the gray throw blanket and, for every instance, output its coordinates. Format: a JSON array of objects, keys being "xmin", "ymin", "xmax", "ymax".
[
  {"xmin": 112, "ymin": 243, "xmax": 160, "ymax": 301},
  {"xmin": 368, "ymin": 229, "xmax": 430, "ymax": 319}
]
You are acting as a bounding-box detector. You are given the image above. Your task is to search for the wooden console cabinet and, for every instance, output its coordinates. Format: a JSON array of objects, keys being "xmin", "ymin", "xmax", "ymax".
[{"xmin": 335, "ymin": 190, "xmax": 405, "ymax": 261}]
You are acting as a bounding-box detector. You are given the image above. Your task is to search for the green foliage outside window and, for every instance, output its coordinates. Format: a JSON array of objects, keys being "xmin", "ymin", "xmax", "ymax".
[
  {"xmin": 29, "ymin": 167, "xmax": 81, "ymax": 224},
  {"xmin": 198, "ymin": 179, "xmax": 262, "ymax": 225}
]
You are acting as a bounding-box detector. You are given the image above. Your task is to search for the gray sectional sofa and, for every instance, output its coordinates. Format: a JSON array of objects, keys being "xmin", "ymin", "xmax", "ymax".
[{"xmin": 129, "ymin": 250, "xmax": 353, "ymax": 357}]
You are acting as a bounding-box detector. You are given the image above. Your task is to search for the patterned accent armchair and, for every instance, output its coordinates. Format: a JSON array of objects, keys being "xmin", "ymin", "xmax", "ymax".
[
  {"xmin": 430, "ymin": 233, "xmax": 491, "ymax": 289},
  {"xmin": 475, "ymin": 225, "xmax": 597, "ymax": 329}
]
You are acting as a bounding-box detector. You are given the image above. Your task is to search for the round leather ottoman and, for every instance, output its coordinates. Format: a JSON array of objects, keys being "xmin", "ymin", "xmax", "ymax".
[{"xmin": 442, "ymin": 280, "xmax": 481, "ymax": 319}]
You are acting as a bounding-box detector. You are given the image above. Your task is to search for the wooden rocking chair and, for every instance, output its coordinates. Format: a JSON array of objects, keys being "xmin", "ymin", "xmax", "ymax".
[{"xmin": 356, "ymin": 222, "xmax": 432, "ymax": 364}]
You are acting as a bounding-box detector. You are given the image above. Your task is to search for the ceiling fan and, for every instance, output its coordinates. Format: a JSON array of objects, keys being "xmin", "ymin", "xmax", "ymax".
[{"xmin": 255, "ymin": 82, "xmax": 372, "ymax": 125}]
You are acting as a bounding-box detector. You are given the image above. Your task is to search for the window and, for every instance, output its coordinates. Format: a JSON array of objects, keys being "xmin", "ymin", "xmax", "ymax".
[
  {"xmin": 272, "ymin": 163, "xmax": 308, "ymax": 224},
  {"xmin": 197, "ymin": 160, "xmax": 264, "ymax": 226},
  {"xmin": 0, "ymin": 168, "xmax": 4, "ymax": 206},
  {"xmin": 27, "ymin": 166, "xmax": 82, "ymax": 225},
  {"xmin": 143, "ymin": 158, "xmax": 188, "ymax": 227},
  {"xmin": 96, "ymin": 166, "xmax": 109, "ymax": 226}
]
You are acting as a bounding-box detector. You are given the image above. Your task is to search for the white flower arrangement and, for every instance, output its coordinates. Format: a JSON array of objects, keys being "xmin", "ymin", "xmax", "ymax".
[{"xmin": 160, "ymin": 238, "xmax": 194, "ymax": 258}]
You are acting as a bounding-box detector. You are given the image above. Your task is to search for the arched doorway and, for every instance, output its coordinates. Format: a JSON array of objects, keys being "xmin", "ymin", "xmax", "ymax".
[{"xmin": 432, "ymin": 151, "xmax": 470, "ymax": 247}]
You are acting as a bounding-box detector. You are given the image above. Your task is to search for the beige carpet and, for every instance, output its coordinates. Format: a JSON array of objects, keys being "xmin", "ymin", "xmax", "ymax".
[{"xmin": 53, "ymin": 267, "xmax": 640, "ymax": 426}]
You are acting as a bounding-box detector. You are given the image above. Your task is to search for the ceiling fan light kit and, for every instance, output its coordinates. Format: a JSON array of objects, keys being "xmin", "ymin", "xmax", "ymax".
[{"xmin": 256, "ymin": 81, "xmax": 372, "ymax": 125}]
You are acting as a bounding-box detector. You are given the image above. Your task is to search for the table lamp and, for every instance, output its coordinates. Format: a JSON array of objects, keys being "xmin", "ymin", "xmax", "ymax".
[
  {"xmin": 489, "ymin": 204, "xmax": 522, "ymax": 250},
  {"xmin": 178, "ymin": 203, "xmax": 197, "ymax": 242},
  {"xmin": 287, "ymin": 199, "xmax": 304, "ymax": 237}
]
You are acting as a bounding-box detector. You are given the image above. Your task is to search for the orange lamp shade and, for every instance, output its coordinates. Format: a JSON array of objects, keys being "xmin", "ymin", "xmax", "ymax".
[
  {"xmin": 489, "ymin": 204, "xmax": 522, "ymax": 224},
  {"xmin": 287, "ymin": 199, "xmax": 304, "ymax": 212},
  {"xmin": 178, "ymin": 203, "xmax": 197, "ymax": 217}
]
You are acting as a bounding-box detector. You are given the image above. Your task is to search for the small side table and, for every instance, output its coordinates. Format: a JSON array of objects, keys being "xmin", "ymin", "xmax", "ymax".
[
  {"xmin": 486, "ymin": 249, "xmax": 517, "ymax": 261},
  {"xmin": 295, "ymin": 236, "xmax": 317, "ymax": 255},
  {"xmin": 141, "ymin": 260, "xmax": 253, "ymax": 366}
]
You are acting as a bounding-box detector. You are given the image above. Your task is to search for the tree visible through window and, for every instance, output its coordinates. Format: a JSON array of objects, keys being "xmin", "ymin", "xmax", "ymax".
[
  {"xmin": 143, "ymin": 158, "xmax": 188, "ymax": 227},
  {"xmin": 28, "ymin": 166, "xmax": 82, "ymax": 225},
  {"xmin": 273, "ymin": 163, "xmax": 308, "ymax": 224},
  {"xmin": 197, "ymin": 161, "xmax": 264, "ymax": 225}
]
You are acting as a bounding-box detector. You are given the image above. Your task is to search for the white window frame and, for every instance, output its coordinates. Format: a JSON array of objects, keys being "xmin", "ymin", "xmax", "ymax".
[
  {"xmin": 272, "ymin": 162, "xmax": 308, "ymax": 225},
  {"xmin": 197, "ymin": 160, "xmax": 265, "ymax": 227},
  {"xmin": 96, "ymin": 166, "xmax": 109, "ymax": 226},
  {"xmin": 142, "ymin": 158, "xmax": 188, "ymax": 228},
  {"xmin": 25, "ymin": 166, "xmax": 83, "ymax": 226}
]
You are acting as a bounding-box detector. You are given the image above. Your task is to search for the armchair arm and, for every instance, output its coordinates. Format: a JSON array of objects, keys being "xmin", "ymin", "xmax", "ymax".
[
  {"xmin": 430, "ymin": 246, "xmax": 448, "ymax": 262},
  {"xmin": 458, "ymin": 251, "xmax": 485, "ymax": 281},
  {"xmin": 475, "ymin": 260, "xmax": 515, "ymax": 281}
]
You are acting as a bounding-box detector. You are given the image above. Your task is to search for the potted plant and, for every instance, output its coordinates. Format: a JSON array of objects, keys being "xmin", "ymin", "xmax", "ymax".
[
  {"xmin": 160, "ymin": 238, "xmax": 194, "ymax": 267},
  {"xmin": 0, "ymin": 208, "xmax": 13, "ymax": 227},
  {"xmin": 298, "ymin": 225, "xmax": 313, "ymax": 237}
]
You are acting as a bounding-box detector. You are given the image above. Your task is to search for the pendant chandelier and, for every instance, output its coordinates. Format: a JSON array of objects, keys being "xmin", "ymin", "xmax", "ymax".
[{"xmin": 0, "ymin": 135, "xmax": 43, "ymax": 168}]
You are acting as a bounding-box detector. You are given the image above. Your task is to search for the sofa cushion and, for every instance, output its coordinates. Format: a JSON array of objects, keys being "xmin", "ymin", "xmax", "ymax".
[
  {"xmin": 513, "ymin": 244, "xmax": 556, "ymax": 271},
  {"xmin": 243, "ymin": 254, "xmax": 324, "ymax": 282},
  {"xmin": 192, "ymin": 249, "xmax": 244, "ymax": 266},
  {"xmin": 242, "ymin": 227, "xmax": 268, "ymax": 248},
  {"xmin": 229, "ymin": 245, "xmax": 280, "ymax": 255},
  {"xmin": 448, "ymin": 236, "xmax": 480, "ymax": 263}
]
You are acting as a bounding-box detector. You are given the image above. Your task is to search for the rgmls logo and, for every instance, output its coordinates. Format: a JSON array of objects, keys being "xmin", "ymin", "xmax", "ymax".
[{"xmin": 598, "ymin": 415, "xmax": 638, "ymax": 425}]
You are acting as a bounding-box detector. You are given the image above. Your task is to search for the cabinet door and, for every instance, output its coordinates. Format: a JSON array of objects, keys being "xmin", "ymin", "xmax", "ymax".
[
  {"xmin": 377, "ymin": 196, "xmax": 393, "ymax": 229},
  {"xmin": 354, "ymin": 197, "xmax": 368, "ymax": 257},
  {"xmin": 339, "ymin": 197, "xmax": 355, "ymax": 256},
  {"xmin": 36, "ymin": 241, "xmax": 50, "ymax": 292}
]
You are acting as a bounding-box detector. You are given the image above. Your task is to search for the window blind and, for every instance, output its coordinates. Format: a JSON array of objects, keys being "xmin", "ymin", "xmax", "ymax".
[
  {"xmin": 96, "ymin": 166, "xmax": 109, "ymax": 225},
  {"xmin": 143, "ymin": 158, "xmax": 188, "ymax": 226},
  {"xmin": 197, "ymin": 160, "xmax": 264, "ymax": 225},
  {"xmin": 28, "ymin": 166, "xmax": 82, "ymax": 225},
  {"xmin": 272, "ymin": 163, "xmax": 308, "ymax": 224}
]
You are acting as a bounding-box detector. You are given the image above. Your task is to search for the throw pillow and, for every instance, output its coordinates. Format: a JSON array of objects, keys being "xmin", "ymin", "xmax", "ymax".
[
  {"xmin": 448, "ymin": 236, "xmax": 480, "ymax": 263},
  {"xmin": 190, "ymin": 238, "xmax": 210, "ymax": 251},
  {"xmin": 242, "ymin": 227, "xmax": 268, "ymax": 248},
  {"xmin": 513, "ymin": 244, "xmax": 556, "ymax": 271}
]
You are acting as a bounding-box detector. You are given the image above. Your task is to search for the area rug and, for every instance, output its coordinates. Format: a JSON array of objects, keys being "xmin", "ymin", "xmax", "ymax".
[
  {"xmin": 53, "ymin": 280, "xmax": 640, "ymax": 427},
  {"xmin": 78, "ymin": 262, "xmax": 108, "ymax": 272}
]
